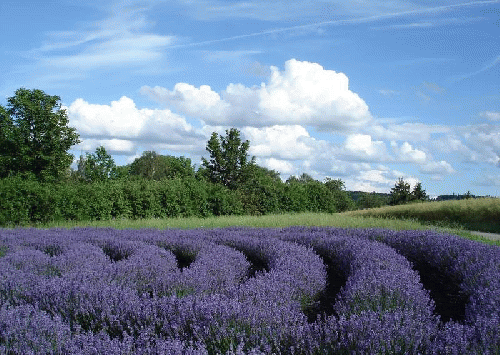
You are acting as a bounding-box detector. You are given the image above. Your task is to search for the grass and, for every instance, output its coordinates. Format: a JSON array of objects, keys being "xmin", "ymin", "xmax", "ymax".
[
  {"xmin": 13, "ymin": 211, "xmax": 500, "ymax": 247},
  {"xmin": 20, "ymin": 212, "xmax": 434, "ymax": 230},
  {"xmin": 345, "ymin": 198, "xmax": 500, "ymax": 234}
]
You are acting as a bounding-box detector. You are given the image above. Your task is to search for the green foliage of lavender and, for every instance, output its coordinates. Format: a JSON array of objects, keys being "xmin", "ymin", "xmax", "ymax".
[{"xmin": 1, "ymin": 227, "xmax": 499, "ymax": 354}]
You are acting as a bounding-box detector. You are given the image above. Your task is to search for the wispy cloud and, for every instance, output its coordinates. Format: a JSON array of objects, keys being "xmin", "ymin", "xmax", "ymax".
[
  {"xmin": 450, "ymin": 55, "xmax": 500, "ymax": 82},
  {"xmin": 202, "ymin": 50, "xmax": 271, "ymax": 77},
  {"xmin": 378, "ymin": 89, "xmax": 400, "ymax": 96},
  {"xmin": 180, "ymin": 0, "xmax": 498, "ymax": 21},
  {"xmin": 422, "ymin": 82, "xmax": 445, "ymax": 94},
  {"xmin": 413, "ymin": 81, "xmax": 445, "ymax": 102},
  {"xmin": 169, "ymin": 0, "xmax": 500, "ymax": 48},
  {"xmin": 23, "ymin": 4, "xmax": 176, "ymax": 85},
  {"xmin": 371, "ymin": 16, "xmax": 485, "ymax": 30}
]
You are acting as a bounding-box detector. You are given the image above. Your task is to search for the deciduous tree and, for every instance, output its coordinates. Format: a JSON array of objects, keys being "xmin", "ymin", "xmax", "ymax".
[
  {"xmin": 0, "ymin": 88, "xmax": 80, "ymax": 181},
  {"xmin": 324, "ymin": 177, "xmax": 355, "ymax": 211},
  {"xmin": 129, "ymin": 151, "xmax": 194, "ymax": 180},
  {"xmin": 77, "ymin": 146, "xmax": 116, "ymax": 182}
]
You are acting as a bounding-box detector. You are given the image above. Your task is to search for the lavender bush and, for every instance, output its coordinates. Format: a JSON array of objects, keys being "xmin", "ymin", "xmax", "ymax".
[{"xmin": 0, "ymin": 226, "xmax": 499, "ymax": 354}]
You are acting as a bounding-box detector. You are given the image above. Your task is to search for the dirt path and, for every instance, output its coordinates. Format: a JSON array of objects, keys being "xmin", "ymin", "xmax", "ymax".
[{"xmin": 469, "ymin": 231, "xmax": 500, "ymax": 241}]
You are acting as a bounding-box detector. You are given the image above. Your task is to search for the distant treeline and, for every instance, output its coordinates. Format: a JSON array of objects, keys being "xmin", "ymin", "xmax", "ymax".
[{"xmin": 435, "ymin": 194, "xmax": 494, "ymax": 201}]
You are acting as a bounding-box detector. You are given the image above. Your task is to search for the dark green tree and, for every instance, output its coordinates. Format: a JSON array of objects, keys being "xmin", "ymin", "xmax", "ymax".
[
  {"xmin": 237, "ymin": 165, "xmax": 284, "ymax": 215},
  {"xmin": 283, "ymin": 174, "xmax": 338, "ymax": 213},
  {"xmin": 0, "ymin": 105, "xmax": 15, "ymax": 178},
  {"xmin": 324, "ymin": 178, "xmax": 345, "ymax": 191},
  {"xmin": 389, "ymin": 177, "xmax": 412, "ymax": 205},
  {"xmin": 201, "ymin": 128, "xmax": 255, "ymax": 189},
  {"xmin": 286, "ymin": 173, "xmax": 315, "ymax": 184},
  {"xmin": 357, "ymin": 192, "xmax": 388, "ymax": 209},
  {"xmin": 129, "ymin": 151, "xmax": 194, "ymax": 180},
  {"xmin": 77, "ymin": 146, "xmax": 116, "ymax": 182},
  {"xmin": 411, "ymin": 182, "xmax": 428, "ymax": 202},
  {"xmin": 0, "ymin": 88, "xmax": 80, "ymax": 181},
  {"xmin": 110, "ymin": 165, "xmax": 130, "ymax": 180},
  {"xmin": 324, "ymin": 177, "xmax": 355, "ymax": 212}
]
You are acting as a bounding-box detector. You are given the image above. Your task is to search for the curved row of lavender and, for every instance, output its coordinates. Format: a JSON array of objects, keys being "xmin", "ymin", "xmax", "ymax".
[
  {"xmin": 0, "ymin": 227, "xmax": 499, "ymax": 354},
  {"xmin": 358, "ymin": 228, "xmax": 500, "ymax": 354}
]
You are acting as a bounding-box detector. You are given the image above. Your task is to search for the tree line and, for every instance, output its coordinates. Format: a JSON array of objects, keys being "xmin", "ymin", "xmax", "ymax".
[{"xmin": 0, "ymin": 88, "xmax": 429, "ymax": 226}]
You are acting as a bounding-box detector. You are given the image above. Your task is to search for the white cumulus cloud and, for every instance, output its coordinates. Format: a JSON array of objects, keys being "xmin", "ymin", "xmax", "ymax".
[
  {"xmin": 76, "ymin": 139, "xmax": 136, "ymax": 155},
  {"xmin": 343, "ymin": 134, "xmax": 388, "ymax": 161},
  {"xmin": 420, "ymin": 161, "xmax": 455, "ymax": 175},
  {"xmin": 66, "ymin": 96, "xmax": 204, "ymax": 155},
  {"xmin": 358, "ymin": 169, "xmax": 393, "ymax": 185},
  {"xmin": 68, "ymin": 97, "xmax": 144, "ymax": 138},
  {"xmin": 141, "ymin": 59, "xmax": 372, "ymax": 131},
  {"xmin": 260, "ymin": 158, "xmax": 295, "ymax": 174},
  {"xmin": 461, "ymin": 124, "xmax": 500, "ymax": 164},
  {"xmin": 243, "ymin": 125, "xmax": 316, "ymax": 160},
  {"xmin": 371, "ymin": 122, "xmax": 450, "ymax": 142},
  {"xmin": 391, "ymin": 141, "xmax": 427, "ymax": 164}
]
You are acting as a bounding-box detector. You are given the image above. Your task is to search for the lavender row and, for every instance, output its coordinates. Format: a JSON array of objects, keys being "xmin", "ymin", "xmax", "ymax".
[
  {"xmin": 277, "ymin": 226, "xmax": 500, "ymax": 354},
  {"xmin": 277, "ymin": 227, "xmax": 439, "ymax": 353},
  {"xmin": 358, "ymin": 228, "xmax": 500, "ymax": 354},
  {"xmin": 202, "ymin": 228, "xmax": 327, "ymax": 307}
]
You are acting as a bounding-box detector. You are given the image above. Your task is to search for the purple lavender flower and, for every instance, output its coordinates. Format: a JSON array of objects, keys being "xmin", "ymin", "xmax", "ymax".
[{"xmin": 1, "ymin": 226, "xmax": 499, "ymax": 354}]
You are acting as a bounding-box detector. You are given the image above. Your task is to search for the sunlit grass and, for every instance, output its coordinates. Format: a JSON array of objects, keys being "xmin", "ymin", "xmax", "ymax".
[
  {"xmin": 345, "ymin": 198, "xmax": 500, "ymax": 233},
  {"xmin": 23, "ymin": 212, "xmax": 429, "ymax": 230}
]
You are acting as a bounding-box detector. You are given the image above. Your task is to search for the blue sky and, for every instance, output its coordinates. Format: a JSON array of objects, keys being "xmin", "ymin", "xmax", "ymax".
[{"xmin": 1, "ymin": 0, "xmax": 499, "ymax": 197}]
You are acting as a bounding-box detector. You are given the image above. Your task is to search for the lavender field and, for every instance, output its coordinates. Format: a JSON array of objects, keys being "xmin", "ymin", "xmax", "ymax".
[{"xmin": 0, "ymin": 227, "xmax": 499, "ymax": 354}]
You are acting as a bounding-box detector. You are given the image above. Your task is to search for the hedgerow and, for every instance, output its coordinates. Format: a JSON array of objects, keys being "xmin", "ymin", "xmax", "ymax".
[{"xmin": 0, "ymin": 177, "xmax": 353, "ymax": 226}]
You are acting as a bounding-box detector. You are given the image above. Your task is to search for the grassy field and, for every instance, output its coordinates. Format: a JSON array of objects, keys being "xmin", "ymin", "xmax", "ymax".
[
  {"xmin": 18, "ymin": 209, "xmax": 500, "ymax": 247},
  {"xmin": 345, "ymin": 197, "xmax": 500, "ymax": 234}
]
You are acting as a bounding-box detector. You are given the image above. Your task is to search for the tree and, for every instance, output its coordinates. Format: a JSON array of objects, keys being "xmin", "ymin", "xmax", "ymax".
[
  {"xmin": 357, "ymin": 192, "xmax": 388, "ymax": 209},
  {"xmin": 201, "ymin": 128, "xmax": 255, "ymax": 189},
  {"xmin": 237, "ymin": 165, "xmax": 284, "ymax": 215},
  {"xmin": 324, "ymin": 177, "xmax": 355, "ymax": 212},
  {"xmin": 129, "ymin": 151, "xmax": 195, "ymax": 180},
  {"xmin": 324, "ymin": 178, "xmax": 345, "ymax": 191},
  {"xmin": 129, "ymin": 151, "xmax": 161, "ymax": 180},
  {"xmin": 389, "ymin": 177, "xmax": 412, "ymax": 205},
  {"xmin": 0, "ymin": 88, "xmax": 80, "ymax": 181},
  {"xmin": 77, "ymin": 146, "xmax": 116, "ymax": 182},
  {"xmin": 411, "ymin": 182, "xmax": 428, "ymax": 202},
  {"xmin": 0, "ymin": 105, "xmax": 15, "ymax": 178},
  {"xmin": 286, "ymin": 173, "xmax": 315, "ymax": 184}
]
